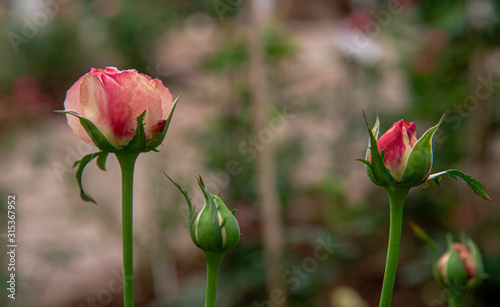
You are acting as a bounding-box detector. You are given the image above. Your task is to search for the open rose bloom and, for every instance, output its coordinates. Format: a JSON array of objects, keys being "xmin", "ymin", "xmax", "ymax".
[{"xmin": 63, "ymin": 67, "xmax": 175, "ymax": 151}]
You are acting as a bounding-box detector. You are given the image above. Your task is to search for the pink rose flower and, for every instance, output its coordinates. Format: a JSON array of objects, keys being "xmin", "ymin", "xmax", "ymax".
[
  {"xmin": 64, "ymin": 67, "xmax": 174, "ymax": 148},
  {"xmin": 377, "ymin": 119, "xmax": 418, "ymax": 182}
]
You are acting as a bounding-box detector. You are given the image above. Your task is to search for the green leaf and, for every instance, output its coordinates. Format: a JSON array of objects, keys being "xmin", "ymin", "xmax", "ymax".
[
  {"xmin": 56, "ymin": 110, "xmax": 117, "ymax": 152},
  {"xmin": 148, "ymin": 94, "xmax": 180, "ymax": 150},
  {"xmin": 426, "ymin": 169, "xmax": 493, "ymax": 203},
  {"xmin": 410, "ymin": 222, "xmax": 439, "ymax": 261},
  {"xmin": 122, "ymin": 111, "xmax": 147, "ymax": 152},
  {"xmin": 400, "ymin": 115, "xmax": 444, "ymax": 186}
]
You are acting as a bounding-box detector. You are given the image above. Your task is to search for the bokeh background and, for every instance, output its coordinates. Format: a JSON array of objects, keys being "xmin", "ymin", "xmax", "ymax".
[{"xmin": 1, "ymin": 0, "xmax": 500, "ymax": 306}]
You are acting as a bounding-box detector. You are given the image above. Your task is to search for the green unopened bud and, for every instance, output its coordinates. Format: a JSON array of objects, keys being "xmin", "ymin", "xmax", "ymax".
[
  {"xmin": 192, "ymin": 178, "xmax": 240, "ymax": 253},
  {"xmin": 166, "ymin": 173, "xmax": 240, "ymax": 254}
]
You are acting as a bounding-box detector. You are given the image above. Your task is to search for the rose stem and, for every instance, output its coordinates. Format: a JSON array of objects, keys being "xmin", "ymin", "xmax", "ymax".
[
  {"xmin": 203, "ymin": 251, "xmax": 225, "ymax": 307},
  {"xmin": 448, "ymin": 288, "xmax": 466, "ymax": 307},
  {"xmin": 379, "ymin": 186, "xmax": 409, "ymax": 307},
  {"xmin": 116, "ymin": 152, "xmax": 140, "ymax": 307}
]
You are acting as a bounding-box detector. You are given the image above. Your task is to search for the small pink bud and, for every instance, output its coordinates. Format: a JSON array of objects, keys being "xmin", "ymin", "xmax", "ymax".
[{"xmin": 438, "ymin": 243, "xmax": 477, "ymax": 284}]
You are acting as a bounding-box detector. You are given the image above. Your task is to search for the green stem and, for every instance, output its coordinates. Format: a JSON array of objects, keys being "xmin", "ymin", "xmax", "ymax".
[
  {"xmin": 203, "ymin": 251, "xmax": 225, "ymax": 307},
  {"xmin": 448, "ymin": 288, "xmax": 466, "ymax": 307},
  {"xmin": 379, "ymin": 186, "xmax": 410, "ymax": 307},
  {"xmin": 449, "ymin": 296, "xmax": 462, "ymax": 307},
  {"xmin": 116, "ymin": 152, "xmax": 140, "ymax": 307}
]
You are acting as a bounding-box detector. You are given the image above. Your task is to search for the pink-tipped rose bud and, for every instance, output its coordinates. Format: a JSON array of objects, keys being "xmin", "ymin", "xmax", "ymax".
[
  {"xmin": 362, "ymin": 115, "xmax": 443, "ymax": 187},
  {"xmin": 437, "ymin": 240, "xmax": 484, "ymax": 289},
  {"xmin": 63, "ymin": 67, "xmax": 174, "ymax": 149},
  {"xmin": 377, "ymin": 119, "xmax": 418, "ymax": 182}
]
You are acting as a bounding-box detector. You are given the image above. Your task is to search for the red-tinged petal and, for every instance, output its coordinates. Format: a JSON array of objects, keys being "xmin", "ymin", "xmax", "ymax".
[
  {"xmin": 377, "ymin": 119, "xmax": 417, "ymax": 181},
  {"xmin": 453, "ymin": 243, "xmax": 477, "ymax": 281},
  {"xmin": 378, "ymin": 120, "xmax": 406, "ymax": 180},
  {"xmin": 91, "ymin": 66, "xmax": 123, "ymax": 76},
  {"xmin": 406, "ymin": 121, "xmax": 418, "ymax": 146},
  {"xmin": 97, "ymin": 71, "xmax": 162, "ymax": 146},
  {"xmin": 63, "ymin": 75, "xmax": 94, "ymax": 145},
  {"xmin": 152, "ymin": 120, "xmax": 167, "ymax": 137},
  {"xmin": 151, "ymin": 78, "xmax": 174, "ymax": 120}
]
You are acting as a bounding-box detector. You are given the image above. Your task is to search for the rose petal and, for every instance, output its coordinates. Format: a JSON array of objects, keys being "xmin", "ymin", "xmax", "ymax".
[
  {"xmin": 84, "ymin": 70, "xmax": 162, "ymax": 146},
  {"xmin": 151, "ymin": 78, "xmax": 174, "ymax": 121},
  {"xmin": 63, "ymin": 75, "xmax": 94, "ymax": 145}
]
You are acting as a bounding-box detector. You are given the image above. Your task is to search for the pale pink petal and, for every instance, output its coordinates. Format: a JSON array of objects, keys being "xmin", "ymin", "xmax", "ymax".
[
  {"xmin": 79, "ymin": 73, "xmax": 115, "ymax": 145},
  {"xmin": 151, "ymin": 79, "xmax": 174, "ymax": 120},
  {"xmin": 63, "ymin": 75, "xmax": 94, "ymax": 145}
]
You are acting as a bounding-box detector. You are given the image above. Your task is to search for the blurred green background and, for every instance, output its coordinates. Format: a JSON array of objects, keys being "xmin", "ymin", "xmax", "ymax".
[{"xmin": 0, "ymin": 0, "xmax": 499, "ymax": 306}]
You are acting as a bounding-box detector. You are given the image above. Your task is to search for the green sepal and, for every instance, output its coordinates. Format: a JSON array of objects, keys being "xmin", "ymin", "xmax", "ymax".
[
  {"xmin": 399, "ymin": 115, "xmax": 444, "ymax": 186},
  {"xmin": 73, "ymin": 151, "xmax": 109, "ymax": 204},
  {"xmin": 56, "ymin": 110, "xmax": 116, "ymax": 152},
  {"xmin": 425, "ymin": 169, "xmax": 493, "ymax": 203},
  {"xmin": 410, "ymin": 222, "xmax": 439, "ymax": 261},
  {"xmin": 122, "ymin": 111, "xmax": 148, "ymax": 152},
  {"xmin": 443, "ymin": 235, "xmax": 468, "ymax": 288},
  {"xmin": 214, "ymin": 195, "xmax": 240, "ymax": 250},
  {"xmin": 96, "ymin": 152, "xmax": 108, "ymax": 171},
  {"xmin": 358, "ymin": 113, "xmax": 396, "ymax": 186},
  {"xmin": 163, "ymin": 172, "xmax": 199, "ymax": 248},
  {"xmin": 196, "ymin": 182, "xmax": 225, "ymax": 252},
  {"xmin": 147, "ymin": 94, "xmax": 180, "ymax": 150}
]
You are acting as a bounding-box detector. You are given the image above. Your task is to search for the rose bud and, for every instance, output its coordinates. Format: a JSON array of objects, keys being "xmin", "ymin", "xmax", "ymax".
[
  {"xmin": 166, "ymin": 174, "xmax": 240, "ymax": 254},
  {"xmin": 62, "ymin": 67, "xmax": 176, "ymax": 152},
  {"xmin": 192, "ymin": 177, "xmax": 240, "ymax": 253},
  {"xmin": 437, "ymin": 238, "xmax": 484, "ymax": 289},
  {"xmin": 361, "ymin": 115, "xmax": 443, "ymax": 187},
  {"xmin": 377, "ymin": 120, "xmax": 418, "ymax": 182}
]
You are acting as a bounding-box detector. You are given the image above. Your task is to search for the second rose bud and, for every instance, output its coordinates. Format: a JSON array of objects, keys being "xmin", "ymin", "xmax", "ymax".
[{"xmin": 192, "ymin": 177, "xmax": 240, "ymax": 253}]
